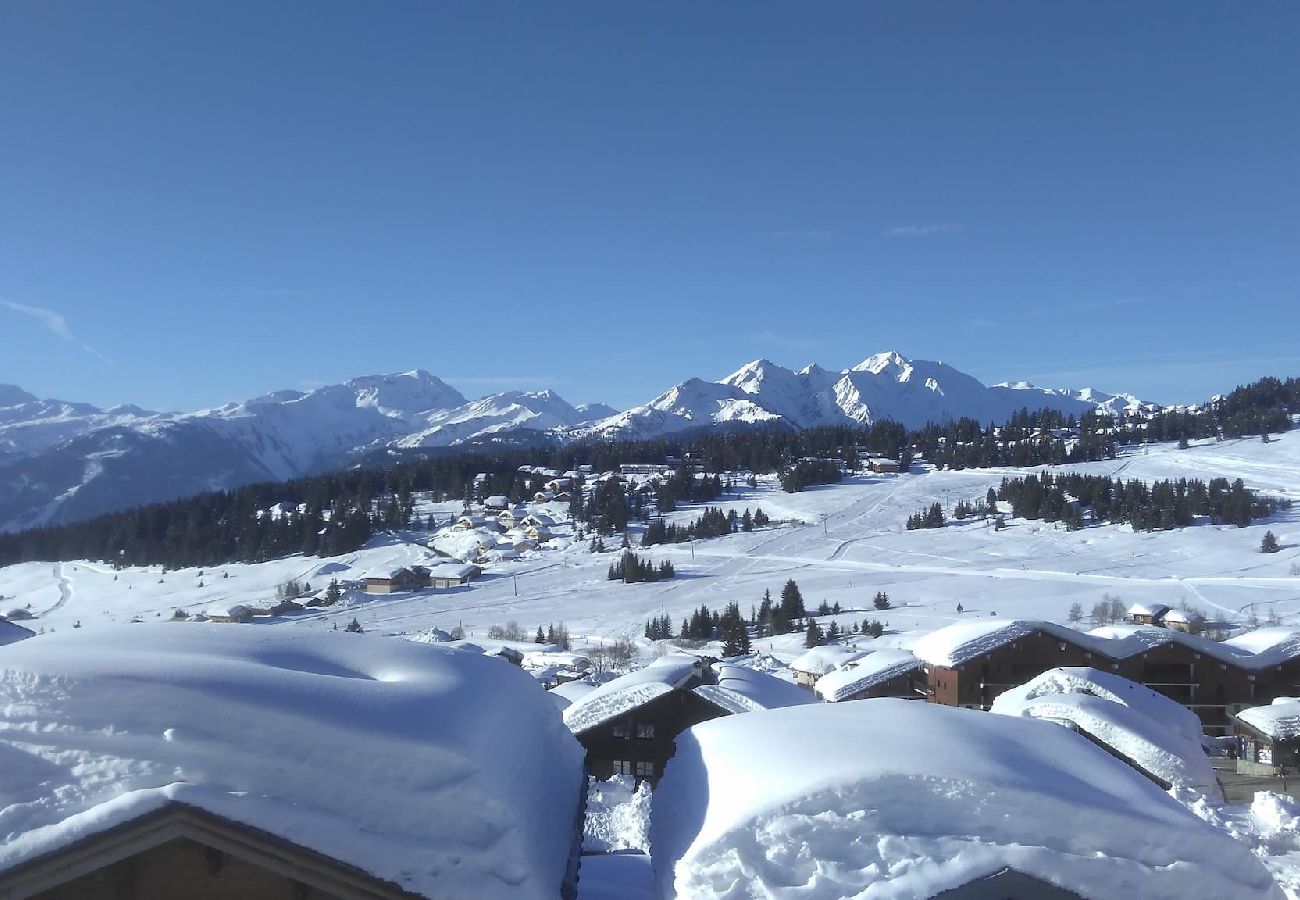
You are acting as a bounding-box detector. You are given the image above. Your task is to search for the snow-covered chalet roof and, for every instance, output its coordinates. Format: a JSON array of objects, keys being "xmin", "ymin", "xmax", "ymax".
[
  {"xmin": 0, "ymin": 626, "xmax": 584, "ymax": 900},
  {"xmin": 990, "ymin": 667, "xmax": 1214, "ymax": 789},
  {"xmin": 547, "ymin": 680, "xmax": 596, "ymax": 711},
  {"xmin": 914, "ymin": 619, "xmax": 1300, "ymax": 671},
  {"xmin": 912, "ymin": 619, "xmax": 1102, "ymax": 667},
  {"xmin": 650, "ymin": 700, "xmax": 1280, "ymax": 899},
  {"xmin": 563, "ymin": 654, "xmax": 706, "ymax": 735},
  {"xmin": 0, "ymin": 617, "xmax": 35, "ymax": 647},
  {"xmin": 1127, "ymin": 602, "xmax": 1170, "ymax": 617},
  {"xmin": 1237, "ymin": 698, "xmax": 1300, "ymax": 742},
  {"xmin": 788, "ymin": 643, "xmax": 869, "ymax": 676},
  {"xmin": 691, "ymin": 663, "xmax": 815, "ymax": 714},
  {"xmin": 814, "ymin": 649, "xmax": 923, "ymax": 702}
]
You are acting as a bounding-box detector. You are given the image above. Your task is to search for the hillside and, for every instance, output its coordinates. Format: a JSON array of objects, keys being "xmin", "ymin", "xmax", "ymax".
[{"xmin": 2, "ymin": 432, "xmax": 1294, "ymax": 654}]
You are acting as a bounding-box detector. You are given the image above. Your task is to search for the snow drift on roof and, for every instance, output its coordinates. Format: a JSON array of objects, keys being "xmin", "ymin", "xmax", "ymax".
[
  {"xmin": 912, "ymin": 619, "xmax": 1098, "ymax": 667},
  {"xmin": 691, "ymin": 663, "xmax": 815, "ymax": 714},
  {"xmin": 1238, "ymin": 698, "xmax": 1300, "ymax": 742},
  {"xmin": 0, "ymin": 625, "xmax": 584, "ymax": 900},
  {"xmin": 563, "ymin": 655, "xmax": 703, "ymax": 735},
  {"xmin": 650, "ymin": 700, "xmax": 1280, "ymax": 899},
  {"xmin": 1227, "ymin": 626, "xmax": 1300, "ymax": 656},
  {"xmin": 788, "ymin": 643, "xmax": 868, "ymax": 676},
  {"xmin": 990, "ymin": 667, "xmax": 1214, "ymax": 788},
  {"xmin": 814, "ymin": 649, "xmax": 923, "ymax": 702}
]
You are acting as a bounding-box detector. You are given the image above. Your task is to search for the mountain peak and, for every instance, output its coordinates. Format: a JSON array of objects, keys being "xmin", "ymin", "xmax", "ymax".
[
  {"xmin": 0, "ymin": 385, "xmax": 39, "ymax": 407},
  {"xmin": 851, "ymin": 350, "xmax": 913, "ymax": 378}
]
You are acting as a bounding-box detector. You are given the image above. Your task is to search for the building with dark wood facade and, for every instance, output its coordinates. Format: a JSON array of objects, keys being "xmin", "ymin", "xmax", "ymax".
[
  {"xmin": 912, "ymin": 619, "xmax": 1300, "ymax": 736},
  {"xmin": 563, "ymin": 656, "xmax": 812, "ymax": 783}
]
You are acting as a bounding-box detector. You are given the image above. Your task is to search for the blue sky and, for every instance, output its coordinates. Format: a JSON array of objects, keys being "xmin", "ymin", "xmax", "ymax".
[{"xmin": 2, "ymin": 2, "xmax": 1297, "ymax": 412}]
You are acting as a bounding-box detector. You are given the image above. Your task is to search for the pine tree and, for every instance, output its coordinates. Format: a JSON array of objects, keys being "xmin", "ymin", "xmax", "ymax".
[
  {"xmin": 873, "ymin": 591, "xmax": 891, "ymax": 610},
  {"xmin": 804, "ymin": 621, "xmax": 824, "ymax": 648},
  {"xmin": 344, "ymin": 618, "xmax": 363, "ymax": 633},
  {"xmin": 536, "ymin": 626, "xmax": 546, "ymax": 643},
  {"xmin": 781, "ymin": 579, "xmax": 806, "ymax": 619},
  {"xmin": 1262, "ymin": 530, "xmax": 1281, "ymax": 553}
]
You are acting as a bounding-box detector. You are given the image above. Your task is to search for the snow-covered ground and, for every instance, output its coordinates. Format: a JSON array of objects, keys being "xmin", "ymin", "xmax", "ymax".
[{"xmin": 3, "ymin": 434, "xmax": 1296, "ymax": 658}]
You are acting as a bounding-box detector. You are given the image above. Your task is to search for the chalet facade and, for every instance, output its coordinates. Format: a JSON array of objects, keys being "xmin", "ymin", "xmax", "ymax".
[
  {"xmin": 363, "ymin": 566, "xmax": 429, "ymax": 594},
  {"xmin": 1234, "ymin": 699, "xmax": 1300, "ymax": 777},
  {"xmin": 563, "ymin": 656, "xmax": 811, "ymax": 784},
  {"xmin": 912, "ymin": 620, "xmax": 1300, "ymax": 736}
]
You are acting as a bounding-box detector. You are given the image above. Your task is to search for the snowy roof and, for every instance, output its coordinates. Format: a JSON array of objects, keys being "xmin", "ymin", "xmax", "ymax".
[
  {"xmin": 1128, "ymin": 602, "xmax": 1171, "ymax": 617},
  {"xmin": 814, "ymin": 649, "xmax": 924, "ymax": 702},
  {"xmin": 1162, "ymin": 608, "xmax": 1201, "ymax": 624},
  {"xmin": 650, "ymin": 700, "xmax": 1280, "ymax": 899},
  {"xmin": 427, "ymin": 563, "xmax": 480, "ymax": 579},
  {"xmin": 563, "ymin": 655, "xmax": 706, "ymax": 735},
  {"xmin": 0, "ymin": 626, "xmax": 584, "ymax": 900},
  {"xmin": 914, "ymin": 619, "xmax": 1298, "ymax": 671},
  {"xmin": 1226, "ymin": 626, "xmax": 1300, "ymax": 655},
  {"xmin": 912, "ymin": 619, "xmax": 1101, "ymax": 667},
  {"xmin": 0, "ymin": 618, "xmax": 35, "ymax": 647},
  {"xmin": 989, "ymin": 667, "xmax": 1214, "ymax": 788},
  {"xmin": 692, "ymin": 663, "xmax": 815, "ymax": 714},
  {"xmin": 788, "ymin": 643, "xmax": 869, "ymax": 676},
  {"xmin": 1086, "ymin": 624, "xmax": 1260, "ymax": 666},
  {"xmin": 1237, "ymin": 698, "xmax": 1300, "ymax": 742},
  {"xmin": 547, "ymin": 681, "xmax": 596, "ymax": 711}
]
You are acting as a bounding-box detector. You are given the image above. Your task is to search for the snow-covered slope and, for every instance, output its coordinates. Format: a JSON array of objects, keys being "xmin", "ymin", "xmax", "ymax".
[
  {"xmin": 578, "ymin": 351, "xmax": 1148, "ymax": 439},
  {"xmin": 0, "ymin": 372, "xmax": 602, "ymax": 531}
]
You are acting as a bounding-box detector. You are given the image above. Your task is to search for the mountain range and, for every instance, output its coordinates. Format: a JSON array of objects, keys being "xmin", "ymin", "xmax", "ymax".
[{"xmin": 0, "ymin": 352, "xmax": 1151, "ymax": 531}]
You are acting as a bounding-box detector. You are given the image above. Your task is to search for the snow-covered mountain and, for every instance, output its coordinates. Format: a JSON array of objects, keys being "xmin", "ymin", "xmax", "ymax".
[
  {"xmin": 0, "ymin": 353, "xmax": 1150, "ymax": 531},
  {"xmin": 0, "ymin": 373, "xmax": 603, "ymax": 531},
  {"xmin": 577, "ymin": 351, "xmax": 1155, "ymax": 440}
]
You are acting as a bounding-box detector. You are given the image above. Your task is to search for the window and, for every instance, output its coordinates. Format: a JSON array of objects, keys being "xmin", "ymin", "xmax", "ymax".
[
  {"xmin": 635, "ymin": 760, "xmax": 655, "ymax": 779},
  {"xmin": 612, "ymin": 722, "xmax": 631, "ymax": 739},
  {"xmin": 636, "ymin": 722, "xmax": 655, "ymax": 740},
  {"xmin": 612, "ymin": 760, "xmax": 634, "ymax": 776}
]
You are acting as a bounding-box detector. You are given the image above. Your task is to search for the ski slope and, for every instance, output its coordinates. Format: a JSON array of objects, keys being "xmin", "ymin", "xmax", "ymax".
[{"xmin": 0, "ymin": 435, "xmax": 1296, "ymax": 656}]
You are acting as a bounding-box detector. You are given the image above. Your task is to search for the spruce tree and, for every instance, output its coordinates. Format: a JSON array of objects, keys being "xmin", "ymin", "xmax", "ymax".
[
  {"xmin": 781, "ymin": 579, "xmax": 806, "ymax": 619},
  {"xmin": 1262, "ymin": 530, "xmax": 1281, "ymax": 553},
  {"xmin": 803, "ymin": 621, "xmax": 824, "ymax": 648}
]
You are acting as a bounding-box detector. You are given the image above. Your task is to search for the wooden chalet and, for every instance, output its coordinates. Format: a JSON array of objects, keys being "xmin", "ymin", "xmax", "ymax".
[
  {"xmin": 912, "ymin": 619, "xmax": 1300, "ymax": 736},
  {"xmin": 563, "ymin": 657, "xmax": 811, "ymax": 784},
  {"xmin": 427, "ymin": 563, "xmax": 481, "ymax": 589},
  {"xmin": 205, "ymin": 604, "xmax": 254, "ymax": 624},
  {"xmin": 362, "ymin": 567, "xmax": 429, "ymax": 595},
  {"xmin": 1234, "ymin": 698, "xmax": 1300, "ymax": 777},
  {"xmin": 0, "ymin": 802, "xmax": 428, "ymax": 900},
  {"xmin": 814, "ymin": 650, "xmax": 926, "ymax": 703}
]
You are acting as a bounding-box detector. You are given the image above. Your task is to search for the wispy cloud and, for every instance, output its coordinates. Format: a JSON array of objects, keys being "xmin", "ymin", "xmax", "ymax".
[
  {"xmin": 756, "ymin": 230, "xmax": 835, "ymax": 241},
  {"xmin": 1, "ymin": 298, "xmax": 114, "ymax": 365},
  {"xmin": 1, "ymin": 298, "xmax": 72, "ymax": 340},
  {"xmin": 884, "ymin": 223, "xmax": 964, "ymax": 238}
]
